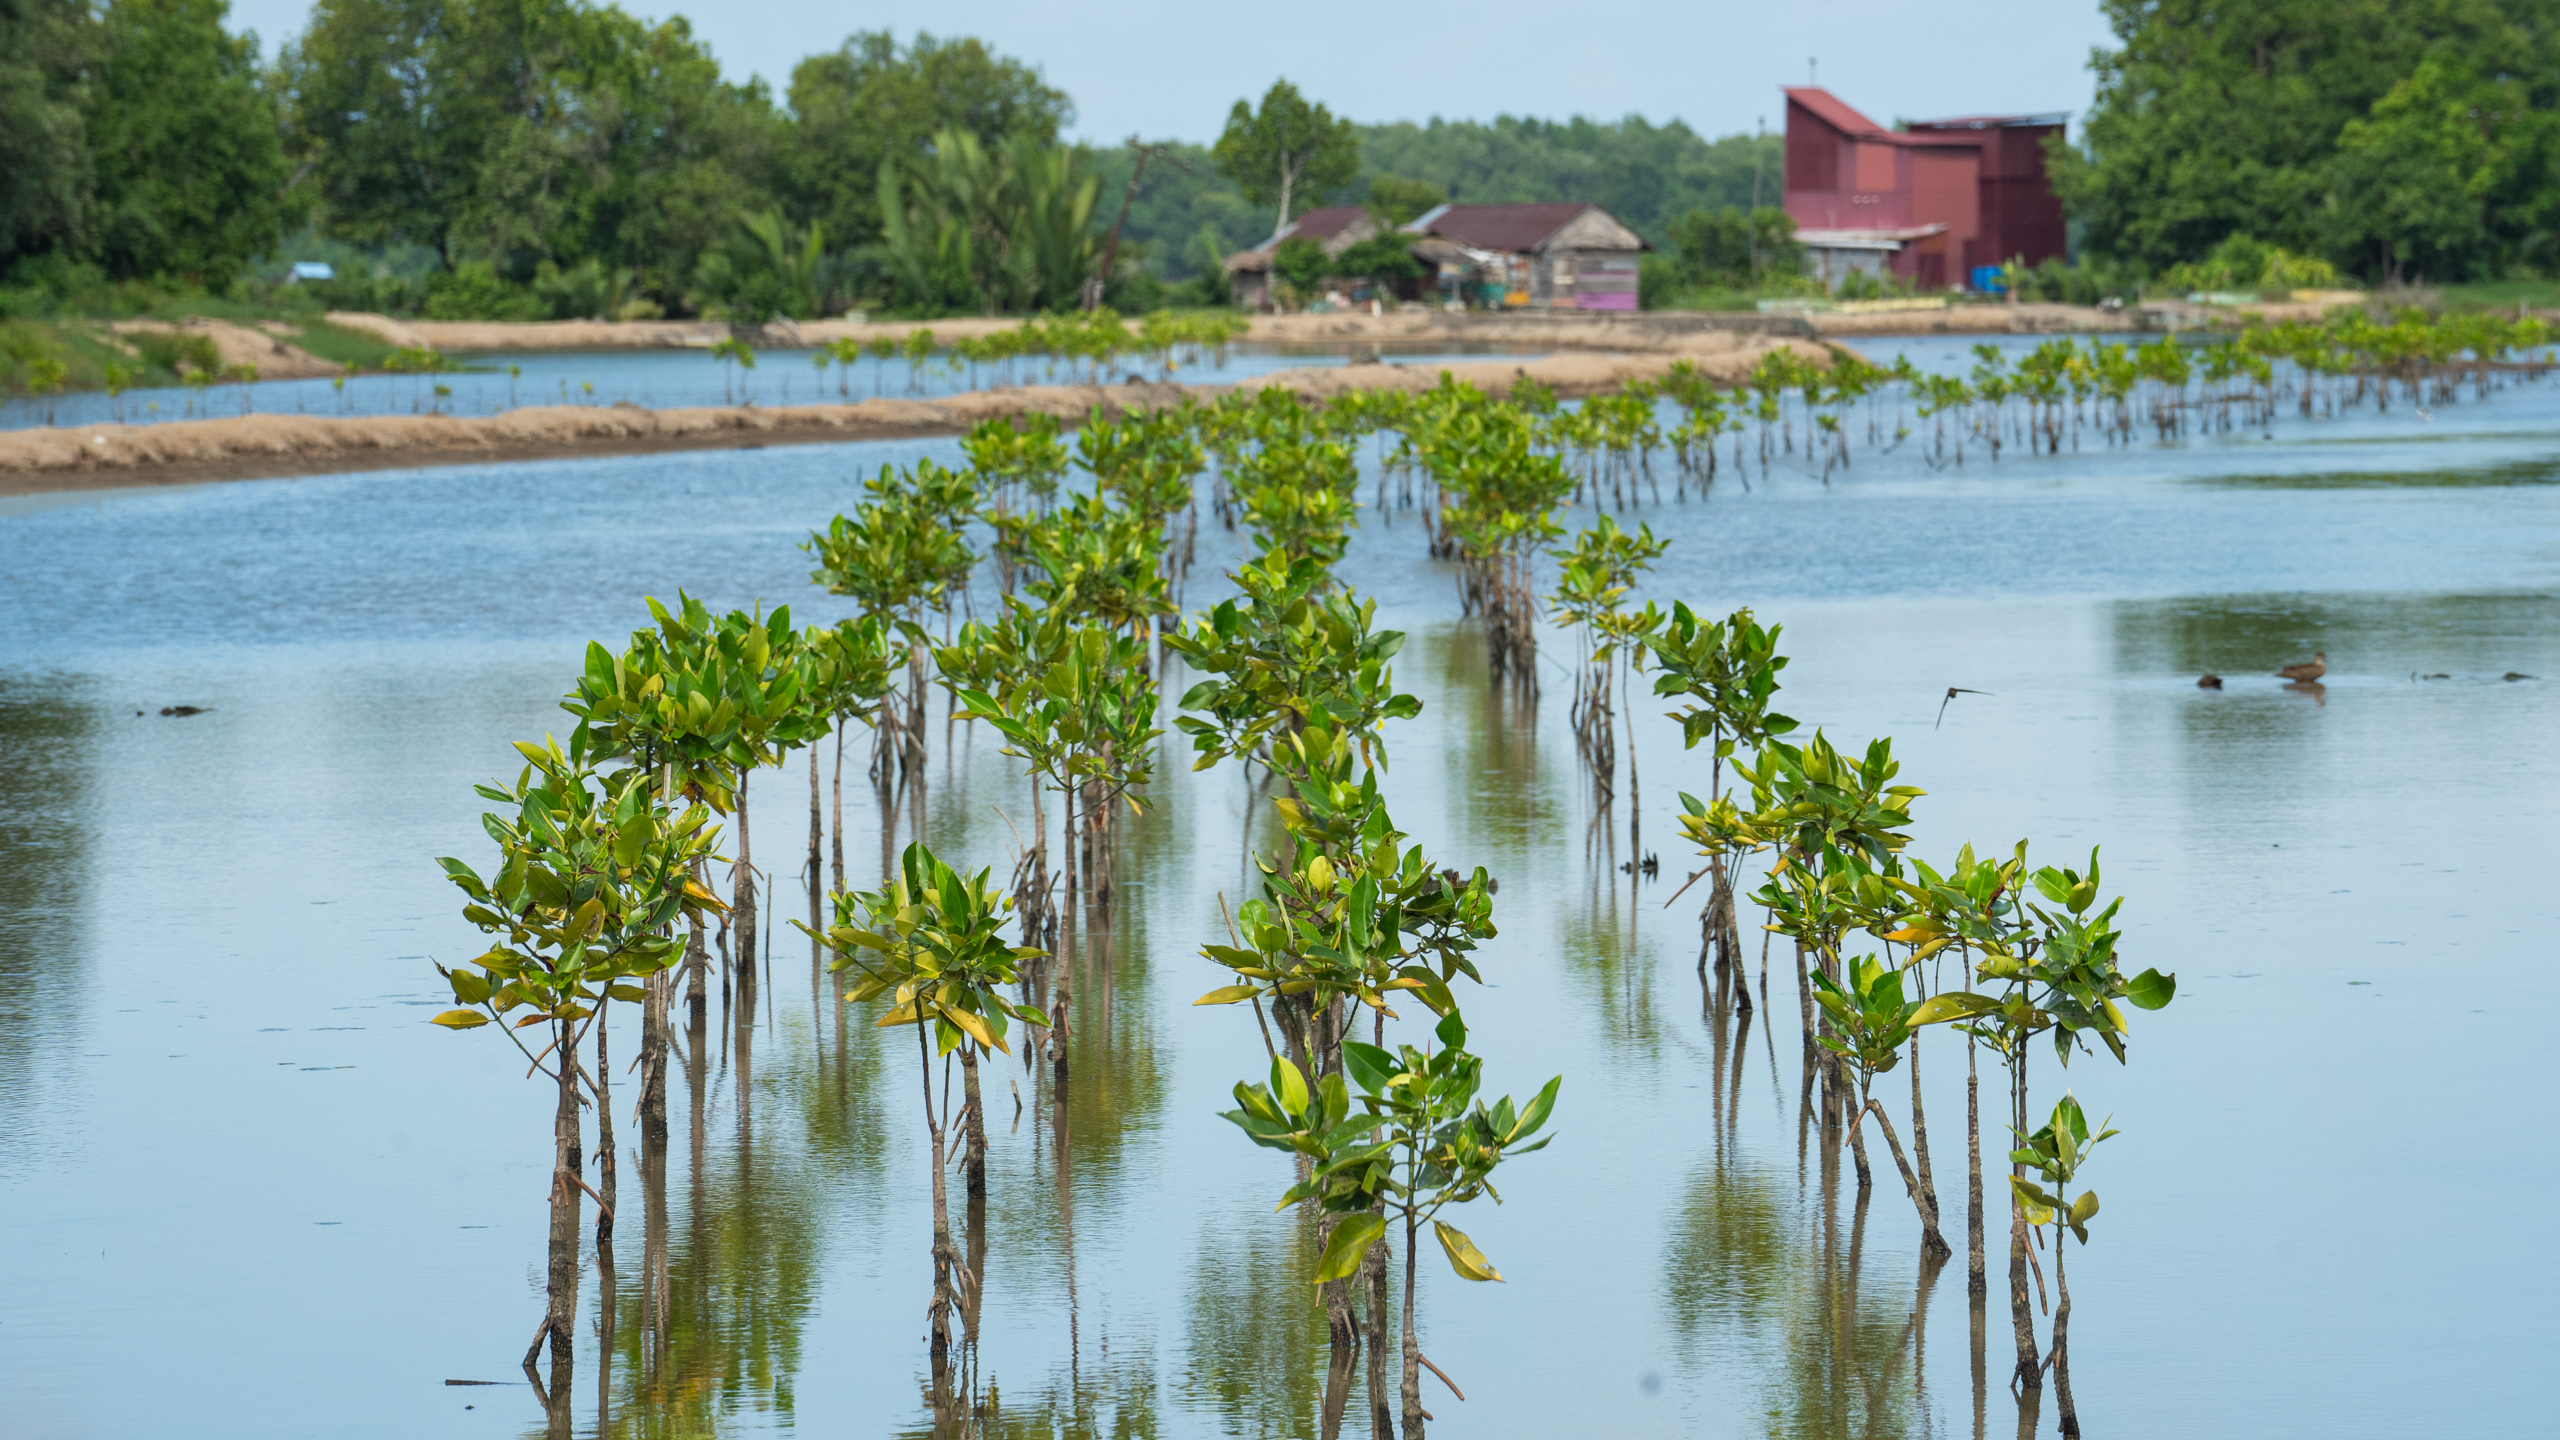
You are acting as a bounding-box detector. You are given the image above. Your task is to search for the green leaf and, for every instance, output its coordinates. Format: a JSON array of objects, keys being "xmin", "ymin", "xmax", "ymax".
[
  {"xmin": 1192, "ymin": 984, "xmax": 1262, "ymax": 1006},
  {"xmin": 429, "ymin": 1010, "xmax": 489, "ymax": 1029},
  {"xmin": 1341, "ymin": 1041, "xmax": 1395, "ymax": 1096},
  {"xmin": 1433, "ymin": 1220, "xmax": 1504, "ymax": 1281},
  {"xmin": 1312, "ymin": 1213, "xmax": 1386, "ymax": 1283},
  {"xmin": 1509, "ymin": 1074, "xmax": 1562, "ymax": 1143},
  {"xmin": 1434, "ymin": 1010, "xmax": 1467, "ymax": 1050},
  {"xmin": 2124, "ymin": 967, "xmax": 2176, "ymax": 1010},
  {"xmin": 1271, "ymin": 1055, "xmax": 1310, "ymax": 1118}
]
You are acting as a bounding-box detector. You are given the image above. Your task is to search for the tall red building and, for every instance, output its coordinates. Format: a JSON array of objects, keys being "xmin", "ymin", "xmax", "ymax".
[{"xmin": 1781, "ymin": 87, "xmax": 2067, "ymax": 291}]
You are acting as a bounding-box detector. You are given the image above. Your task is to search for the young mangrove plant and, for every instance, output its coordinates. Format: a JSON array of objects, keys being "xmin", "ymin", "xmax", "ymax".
[
  {"xmin": 1648, "ymin": 604, "xmax": 1795, "ymax": 985},
  {"xmin": 1547, "ymin": 515, "xmax": 1669, "ymax": 805},
  {"xmin": 1810, "ymin": 953, "xmax": 1953, "ymax": 1259},
  {"xmin": 430, "ymin": 736, "xmax": 722, "ymax": 1392},
  {"xmin": 1898, "ymin": 849, "xmax": 2174, "ymax": 1394},
  {"xmin": 2007, "ymin": 1094, "xmax": 2113, "ymax": 1438},
  {"xmin": 1224, "ymin": 1010, "xmax": 1559, "ymax": 1439},
  {"xmin": 804, "ymin": 842, "xmax": 1045, "ymax": 1409}
]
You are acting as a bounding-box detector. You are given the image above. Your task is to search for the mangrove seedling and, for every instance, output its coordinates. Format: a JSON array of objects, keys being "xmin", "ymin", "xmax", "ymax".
[{"xmin": 431, "ymin": 736, "xmax": 722, "ymax": 1389}]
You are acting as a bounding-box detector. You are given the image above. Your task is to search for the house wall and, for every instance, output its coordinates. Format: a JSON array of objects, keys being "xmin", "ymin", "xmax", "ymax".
[
  {"xmin": 1908, "ymin": 147, "xmax": 1980, "ymax": 282},
  {"xmin": 1974, "ymin": 125, "xmax": 2067, "ymax": 269}
]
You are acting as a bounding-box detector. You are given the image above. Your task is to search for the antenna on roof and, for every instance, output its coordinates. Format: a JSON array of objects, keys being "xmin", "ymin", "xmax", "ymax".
[{"xmin": 1809, "ymin": 57, "xmax": 1817, "ymax": 87}]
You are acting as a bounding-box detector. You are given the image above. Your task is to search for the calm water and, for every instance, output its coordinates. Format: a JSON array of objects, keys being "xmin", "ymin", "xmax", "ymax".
[
  {"xmin": 4, "ymin": 337, "xmax": 2557, "ymax": 1439},
  {"xmin": 0, "ymin": 343, "xmax": 1544, "ymax": 433}
]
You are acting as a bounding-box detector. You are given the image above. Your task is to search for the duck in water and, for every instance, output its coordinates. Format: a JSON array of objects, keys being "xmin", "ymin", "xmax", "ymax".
[{"xmin": 2276, "ymin": 651, "xmax": 2327, "ymax": 683}]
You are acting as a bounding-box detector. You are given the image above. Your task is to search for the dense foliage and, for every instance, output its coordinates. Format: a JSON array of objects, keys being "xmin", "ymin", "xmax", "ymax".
[{"xmin": 2057, "ymin": 0, "xmax": 2560, "ymax": 282}]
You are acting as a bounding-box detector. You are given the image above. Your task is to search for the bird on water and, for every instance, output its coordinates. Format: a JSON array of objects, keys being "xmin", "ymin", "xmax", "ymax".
[{"xmin": 2276, "ymin": 652, "xmax": 2327, "ymax": 683}]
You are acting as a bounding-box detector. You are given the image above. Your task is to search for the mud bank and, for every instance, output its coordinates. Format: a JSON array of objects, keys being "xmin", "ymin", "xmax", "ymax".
[{"xmin": 0, "ymin": 339, "xmax": 1822, "ymax": 497}]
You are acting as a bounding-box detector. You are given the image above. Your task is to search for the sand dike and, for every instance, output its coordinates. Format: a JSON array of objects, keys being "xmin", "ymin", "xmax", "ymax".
[{"xmin": 0, "ymin": 335, "xmax": 1828, "ymax": 497}]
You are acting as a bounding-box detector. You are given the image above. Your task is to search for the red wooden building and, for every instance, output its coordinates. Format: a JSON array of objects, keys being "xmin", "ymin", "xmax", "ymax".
[{"xmin": 1781, "ymin": 87, "xmax": 2067, "ymax": 291}]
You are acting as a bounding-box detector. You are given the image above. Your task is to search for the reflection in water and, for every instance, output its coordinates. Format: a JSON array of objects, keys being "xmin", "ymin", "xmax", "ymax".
[
  {"xmin": 13, "ymin": 410, "xmax": 2559, "ymax": 1439},
  {"xmin": 0, "ymin": 682, "xmax": 95, "ymax": 1160},
  {"xmin": 1660, "ymin": 968, "xmax": 1948, "ymax": 1439}
]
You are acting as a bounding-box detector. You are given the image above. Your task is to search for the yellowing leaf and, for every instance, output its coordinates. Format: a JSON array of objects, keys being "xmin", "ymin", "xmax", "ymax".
[
  {"xmin": 428, "ymin": 1009, "xmax": 488, "ymax": 1029},
  {"xmin": 1434, "ymin": 1220, "xmax": 1504, "ymax": 1282},
  {"xmin": 1192, "ymin": 985, "xmax": 1261, "ymax": 1006}
]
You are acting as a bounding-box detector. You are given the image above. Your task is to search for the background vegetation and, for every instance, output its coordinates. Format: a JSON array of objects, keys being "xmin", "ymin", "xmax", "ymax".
[{"xmin": 10, "ymin": 0, "xmax": 2560, "ymax": 339}]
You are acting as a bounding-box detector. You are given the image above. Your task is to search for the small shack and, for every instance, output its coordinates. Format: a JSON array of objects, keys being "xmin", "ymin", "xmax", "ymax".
[
  {"xmin": 1225, "ymin": 206, "xmax": 1381, "ymax": 309},
  {"xmin": 1403, "ymin": 203, "xmax": 1647, "ymax": 310}
]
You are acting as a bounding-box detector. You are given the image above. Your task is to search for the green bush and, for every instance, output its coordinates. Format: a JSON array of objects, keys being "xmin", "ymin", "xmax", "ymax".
[{"xmin": 422, "ymin": 261, "xmax": 549, "ymax": 321}]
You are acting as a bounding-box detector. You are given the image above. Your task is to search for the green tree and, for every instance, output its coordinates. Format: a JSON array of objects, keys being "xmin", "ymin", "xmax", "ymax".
[
  {"xmin": 784, "ymin": 29, "xmax": 1070, "ymax": 249},
  {"xmin": 82, "ymin": 0, "xmax": 283, "ymax": 284},
  {"xmin": 278, "ymin": 0, "xmax": 781, "ymax": 299},
  {"xmin": 1665, "ymin": 205, "xmax": 1798, "ymax": 288},
  {"xmin": 1356, "ymin": 115, "xmax": 1783, "ymax": 242},
  {"xmin": 1270, "ymin": 232, "xmax": 1329, "ymax": 300},
  {"xmin": 1365, "ymin": 174, "xmax": 1445, "ymax": 226},
  {"xmin": 876, "ymin": 127, "xmax": 1101, "ymax": 313},
  {"xmin": 2051, "ymin": 0, "xmax": 2534, "ymax": 269},
  {"xmin": 0, "ymin": 0, "xmax": 92, "ymax": 274},
  {"xmin": 1213, "ymin": 79, "xmax": 1360, "ymax": 238},
  {"xmin": 2328, "ymin": 58, "xmax": 2508, "ymax": 283}
]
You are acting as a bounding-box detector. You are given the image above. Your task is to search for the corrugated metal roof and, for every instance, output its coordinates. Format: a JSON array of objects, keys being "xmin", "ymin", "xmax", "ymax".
[
  {"xmin": 1784, "ymin": 87, "xmax": 1890, "ymax": 138},
  {"xmin": 1906, "ymin": 112, "xmax": 2072, "ymax": 131},
  {"xmin": 1785, "ymin": 87, "xmax": 1999, "ymax": 149},
  {"xmin": 1288, "ymin": 206, "xmax": 1370, "ymax": 241},
  {"xmin": 1408, "ymin": 203, "xmax": 1593, "ymax": 253}
]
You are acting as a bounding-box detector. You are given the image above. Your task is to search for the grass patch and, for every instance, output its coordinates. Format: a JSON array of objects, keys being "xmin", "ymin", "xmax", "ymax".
[{"xmin": 2432, "ymin": 279, "xmax": 2560, "ymax": 312}]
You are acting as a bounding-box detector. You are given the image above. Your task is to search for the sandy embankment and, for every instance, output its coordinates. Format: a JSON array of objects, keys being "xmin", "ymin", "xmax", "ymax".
[
  {"xmin": 105, "ymin": 318, "xmax": 347, "ymax": 379},
  {"xmin": 320, "ymin": 308, "xmax": 1825, "ymax": 354},
  {"xmin": 322, "ymin": 303, "xmax": 2146, "ymax": 353},
  {"xmin": 0, "ymin": 335, "xmax": 1823, "ymax": 498}
]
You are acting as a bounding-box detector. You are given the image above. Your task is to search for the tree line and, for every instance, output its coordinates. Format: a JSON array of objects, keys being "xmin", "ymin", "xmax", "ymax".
[
  {"xmin": 2061, "ymin": 0, "xmax": 2560, "ymax": 285},
  {"xmin": 0, "ymin": 0, "xmax": 1797, "ymax": 322}
]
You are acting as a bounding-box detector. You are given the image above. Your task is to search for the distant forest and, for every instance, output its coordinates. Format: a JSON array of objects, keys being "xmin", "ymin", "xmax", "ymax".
[
  {"xmin": 6, "ymin": 0, "xmax": 2554, "ymax": 320},
  {"xmin": 1097, "ymin": 119, "xmax": 1785, "ymax": 279},
  {"xmin": 0, "ymin": 0, "xmax": 1786, "ymax": 318}
]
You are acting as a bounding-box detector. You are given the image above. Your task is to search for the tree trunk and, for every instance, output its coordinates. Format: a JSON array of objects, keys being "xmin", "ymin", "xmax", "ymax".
[
  {"xmin": 1966, "ymin": 1038, "xmax": 1986, "ymax": 1302},
  {"xmin": 960, "ymin": 1045, "xmax": 987, "ymax": 1202},
  {"xmin": 1049, "ymin": 980, "xmax": 1072, "ymax": 1085},
  {"xmin": 2053, "ymin": 1234, "xmax": 2079, "ymax": 1437},
  {"xmin": 807, "ymin": 744, "xmax": 822, "ymax": 895},
  {"xmin": 830, "ymin": 718, "xmax": 846, "ymax": 897},
  {"xmin": 1859, "ymin": 1097, "xmax": 1952, "ymax": 1260},
  {"xmin": 592, "ymin": 1015, "xmax": 615, "ymax": 1248},
  {"xmin": 535, "ymin": 1026, "xmax": 583, "ymax": 1379},
  {"xmin": 1910, "ymin": 1034, "xmax": 1942, "ymax": 1257},
  {"xmin": 684, "ymin": 902, "xmax": 709, "ymax": 1031},
  {"xmin": 732, "ymin": 774, "xmax": 757, "ymax": 1004},
  {"xmin": 918, "ymin": 1020, "xmax": 959, "ymax": 1397},
  {"xmin": 2009, "ymin": 1062, "xmax": 2040, "ymax": 1391},
  {"xmin": 1366, "ymin": 1224, "xmax": 1394, "ymax": 1440},
  {"xmin": 1400, "ymin": 1206, "xmax": 1425, "ymax": 1439}
]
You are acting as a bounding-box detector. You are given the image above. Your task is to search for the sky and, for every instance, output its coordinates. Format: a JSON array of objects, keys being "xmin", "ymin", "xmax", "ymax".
[{"xmin": 226, "ymin": 0, "xmax": 2119, "ymax": 144}]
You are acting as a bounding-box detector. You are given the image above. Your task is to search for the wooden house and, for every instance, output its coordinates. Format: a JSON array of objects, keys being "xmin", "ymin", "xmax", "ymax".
[
  {"xmin": 1781, "ymin": 87, "xmax": 2067, "ymax": 290},
  {"xmin": 1404, "ymin": 203, "xmax": 1647, "ymax": 310},
  {"xmin": 1225, "ymin": 206, "xmax": 1380, "ymax": 309}
]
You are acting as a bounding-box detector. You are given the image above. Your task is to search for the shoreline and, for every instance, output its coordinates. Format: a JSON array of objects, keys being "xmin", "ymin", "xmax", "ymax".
[
  {"xmin": 318, "ymin": 302, "xmax": 2155, "ymax": 356},
  {"xmin": 0, "ymin": 341, "xmax": 1822, "ymax": 499}
]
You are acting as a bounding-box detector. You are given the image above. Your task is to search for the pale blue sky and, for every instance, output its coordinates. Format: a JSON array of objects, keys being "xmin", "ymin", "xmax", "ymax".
[{"xmin": 226, "ymin": 0, "xmax": 2116, "ymax": 145}]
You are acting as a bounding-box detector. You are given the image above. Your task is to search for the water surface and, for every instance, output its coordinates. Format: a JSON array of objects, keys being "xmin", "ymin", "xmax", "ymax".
[{"xmin": 4, "ymin": 343, "xmax": 2556, "ymax": 1438}]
